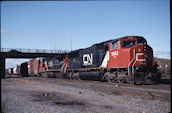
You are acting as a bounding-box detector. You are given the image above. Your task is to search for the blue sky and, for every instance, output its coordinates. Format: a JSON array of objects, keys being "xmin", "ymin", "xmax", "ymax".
[{"xmin": 1, "ymin": 0, "xmax": 170, "ymax": 68}]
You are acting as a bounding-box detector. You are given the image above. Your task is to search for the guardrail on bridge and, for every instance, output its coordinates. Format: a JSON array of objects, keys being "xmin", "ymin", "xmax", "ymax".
[{"xmin": 0, "ymin": 48, "xmax": 69, "ymax": 54}]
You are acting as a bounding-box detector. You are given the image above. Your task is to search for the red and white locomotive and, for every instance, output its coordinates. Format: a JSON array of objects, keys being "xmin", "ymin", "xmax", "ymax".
[{"xmin": 39, "ymin": 36, "xmax": 161, "ymax": 84}]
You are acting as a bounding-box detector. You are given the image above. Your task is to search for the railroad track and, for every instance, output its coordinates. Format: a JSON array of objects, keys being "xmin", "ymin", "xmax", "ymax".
[{"xmin": 19, "ymin": 77, "xmax": 170, "ymax": 102}]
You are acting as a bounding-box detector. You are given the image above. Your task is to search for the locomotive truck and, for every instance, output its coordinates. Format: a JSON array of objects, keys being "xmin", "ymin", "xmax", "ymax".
[{"xmin": 39, "ymin": 36, "xmax": 161, "ymax": 84}]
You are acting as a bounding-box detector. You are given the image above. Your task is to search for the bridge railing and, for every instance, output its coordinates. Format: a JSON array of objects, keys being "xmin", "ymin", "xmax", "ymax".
[{"xmin": 1, "ymin": 48, "xmax": 69, "ymax": 54}]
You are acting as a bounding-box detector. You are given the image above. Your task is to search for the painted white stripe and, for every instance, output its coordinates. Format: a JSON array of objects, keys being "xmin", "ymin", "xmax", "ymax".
[
  {"xmin": 128, "ymin": 49, "xmax": 135, "ymax": 67},
  {"xmin": 45, "ymin": 61, "xmax": 48, "ymax": 70},
  {"xmin": 100, "ymin": 51, "xmax": 109, "ymax": 67}
]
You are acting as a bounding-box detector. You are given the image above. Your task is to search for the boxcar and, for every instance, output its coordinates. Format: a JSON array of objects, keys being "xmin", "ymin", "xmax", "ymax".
[
  {"xmin": 20, "ymin": 62, "xmax": 28, "ymax": 77},
  {"xmin": 28, "ymin": 58, "xmax": 39, "ymax": 76},
  {"xmin": 13, "ymin": 65, "xmax": 20, "ymax": 75}
]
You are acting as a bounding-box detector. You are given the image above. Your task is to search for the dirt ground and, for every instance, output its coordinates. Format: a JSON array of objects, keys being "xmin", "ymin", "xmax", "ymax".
[{"xmin": 1, "ymin": 77, "xmax": 171, "ymax": 113}]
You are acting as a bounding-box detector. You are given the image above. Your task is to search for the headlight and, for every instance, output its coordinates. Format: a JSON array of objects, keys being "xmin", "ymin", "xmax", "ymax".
[{"xmin": 141, "ymin": 62, "xmax": 144, "ymax": 65}]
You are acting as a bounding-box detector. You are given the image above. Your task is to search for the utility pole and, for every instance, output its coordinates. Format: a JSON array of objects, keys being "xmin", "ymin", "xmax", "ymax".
[
  {"xmin": 71, "ymin": 32, "xmax": 72, "ymax": 52},
  {"xmin": 65, "ymin": 30, "xmax": 72, "ymax": 52},
  {"xmin": 55, "ymin": 39, "xmax": 56, "ymax": 52}
]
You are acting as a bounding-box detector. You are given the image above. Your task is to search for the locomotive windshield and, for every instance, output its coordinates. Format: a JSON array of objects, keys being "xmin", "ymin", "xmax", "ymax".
[{"xmin": 122, "ymin": 40, "xmax": 136, "ymax": 48}]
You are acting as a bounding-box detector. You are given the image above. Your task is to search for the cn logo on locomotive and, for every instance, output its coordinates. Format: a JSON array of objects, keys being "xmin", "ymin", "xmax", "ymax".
[{"xmin": 83, "ymin": 53, "xmax": 93, "ymax": 66}]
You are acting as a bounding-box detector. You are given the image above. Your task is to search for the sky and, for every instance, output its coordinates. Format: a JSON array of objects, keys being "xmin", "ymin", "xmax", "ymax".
[{"xmin": 1, "ymin": 0, "xmax": 170, "ymax": 69}]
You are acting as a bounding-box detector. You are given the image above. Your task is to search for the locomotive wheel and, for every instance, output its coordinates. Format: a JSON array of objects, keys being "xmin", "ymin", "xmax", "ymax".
[
  {"xmin": 74, "ymin": 73, "xmax": 80, "ymax": 80},
  {"xmin": 116, "ymin": 79, "xmax": 124, "ymax": 83},
  {"xmin": 55, "ymin": 73, "xmax": 62, "ymax": 79},
  {"xmin": 104, "ymin": 72, "xmax": 113, "ymax": 82},
  {"xmin": 111, "ymin": 79, "xmax": 116, "ymax": 82},
  {"xmin": 107, "ymin": 78, "xmax": 112, "ymax": 82},
  {"xmin": 129, "ymin": 81, "xmax": 134, "ymax": 84},
  {"xmin": 134, "ymin": 73, "xmax": 146, "ymax": 85},
  {"xmin": 101, "ymin": 76, "xmax": 106, "ymax": 82},
  {"xmin": 74, "ymin": 76, "xmax": 80, "ymax": 80},
  {"xmin": 117, "ymin": 80, "xmax": 121, "ymax": 83},
  {"xmin": 42, "ymin": 72, "xmax": 48, "ymax": 78},
  {"xmin": 68, "ymin": 72, "xmax": 73, "ymax": 80},
  {"xmin": 120, "ymin": 80, "xmax": 124, "ymax": 83}
]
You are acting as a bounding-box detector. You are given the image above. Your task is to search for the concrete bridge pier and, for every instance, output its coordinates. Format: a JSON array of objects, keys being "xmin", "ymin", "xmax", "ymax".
[{"xmin": 0, "ymin": 56, "xmax": 5, "ymax": 79}]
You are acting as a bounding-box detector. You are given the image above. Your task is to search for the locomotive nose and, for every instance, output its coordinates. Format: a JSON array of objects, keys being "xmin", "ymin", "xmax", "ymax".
[{"xmin": 144, "ymin": 45, "xmax": 153, "ymax": 67}]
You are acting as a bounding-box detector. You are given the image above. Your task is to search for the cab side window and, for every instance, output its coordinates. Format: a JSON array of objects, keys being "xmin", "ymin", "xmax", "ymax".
[{"xmin": 110, "ymin": 41, "xmax": 119, "ymax": 50}]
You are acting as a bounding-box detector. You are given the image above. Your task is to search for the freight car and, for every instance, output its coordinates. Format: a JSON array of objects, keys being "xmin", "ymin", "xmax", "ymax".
[
  {"xmin": 39, "ymin": 36, "xmax": 161, "ymax": 84},
  {"xmin": 20, "ymin": 62, "xmax": 28, "ymax": 77},
  {"xmin": 5, "ymin": 68, "xmax": 13, "ymax": 77},
  {"xmin": 6, "ymin": 68, "xmax": 13, "ymax": 75},
  {"xmin": 9, "ymin": 68, "xmax": 13, "ymax": 75},
  {"xmin": 5, "ymin": 66, "xmax": 20, "ymax": 77},
  {"xmin": 13, "ymin": 65, "xmax": 20, "ymax": 75},
  {"xmin": 6, "ymin": 68, "xmax": 11, "ymax": 75},
  {"xmin": 28, "ymin": 58, "xmax": 40, "ymax": 76}
]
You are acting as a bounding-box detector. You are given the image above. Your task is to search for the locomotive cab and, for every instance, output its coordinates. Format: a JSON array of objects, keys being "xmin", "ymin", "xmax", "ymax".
[
  {"xmin": 107, "ymin": 36, "xmax": 160, "ymax": 84},
  {"xmin": 107, "ymin": 36, "xmax": 150, "ymax": 68}
]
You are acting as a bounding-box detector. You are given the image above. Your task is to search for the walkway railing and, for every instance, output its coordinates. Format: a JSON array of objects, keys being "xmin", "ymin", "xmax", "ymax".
[{"xmin": 1, "ymin": 48, "xmax": 69, "ymax": 54}]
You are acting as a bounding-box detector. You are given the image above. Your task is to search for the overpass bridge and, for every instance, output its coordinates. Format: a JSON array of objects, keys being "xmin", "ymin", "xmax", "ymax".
[{"xmin": 0, "ymin": 48, "xmax": 69, "ymax": 78}]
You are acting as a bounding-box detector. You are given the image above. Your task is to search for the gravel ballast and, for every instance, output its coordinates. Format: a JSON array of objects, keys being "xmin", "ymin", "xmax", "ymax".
[{"xmin": 1, "ymin": 77, "xmax": 171, "ymax": 113}]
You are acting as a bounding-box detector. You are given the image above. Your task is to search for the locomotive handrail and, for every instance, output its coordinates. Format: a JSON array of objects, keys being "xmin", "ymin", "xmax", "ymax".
[{"xmin": 1, "ymin": 48, "xmax": 69, "ymax": 54}]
